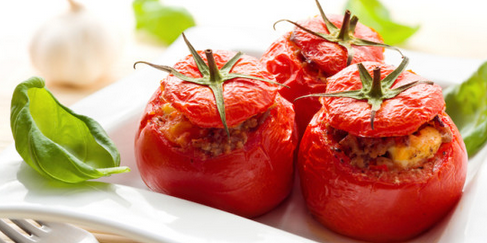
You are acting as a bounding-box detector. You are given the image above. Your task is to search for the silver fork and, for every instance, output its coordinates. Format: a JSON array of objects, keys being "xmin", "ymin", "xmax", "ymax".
[{"xmin": 0, "ymin": 219, "xmax": 99, "ymax": 243}]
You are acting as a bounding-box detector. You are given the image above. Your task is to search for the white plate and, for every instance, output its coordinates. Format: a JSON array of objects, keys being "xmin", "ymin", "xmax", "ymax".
[{"xmin": 1, "ymin": 26, "xmax": 486, "ymax": 243}]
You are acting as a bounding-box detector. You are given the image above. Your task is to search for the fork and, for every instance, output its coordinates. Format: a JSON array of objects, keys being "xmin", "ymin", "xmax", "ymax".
[{"xmin": 0, "ymin": 219, "xmax": 99, "ymax": 243}]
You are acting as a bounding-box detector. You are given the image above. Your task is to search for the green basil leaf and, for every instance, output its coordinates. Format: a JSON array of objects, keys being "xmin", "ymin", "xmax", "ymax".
[
  {"xmin": 345, "ymin": 0, "xmax": 419, "ymax": 45},
  {"xmin": 132, "ymin": 0, "xmax": 196, "ymax": 45},
  {"xmin": 10, "ymin": 77, "xmax": 130, "ymax": 183},
  {"xmin": 444, "ymin": 61, "xmax": 487, "ymax": 157}
]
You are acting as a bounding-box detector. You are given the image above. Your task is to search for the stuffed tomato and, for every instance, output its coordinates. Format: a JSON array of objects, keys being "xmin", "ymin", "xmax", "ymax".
[
  {"xmin": 134, "ymin": 36, "xmax": 297, "ymax": 218},
  {"xmin": 298, "ymin": 59, "xmax": 467, "ymax": 242},
  {"xmin": 260, "ymin": 0, "xmax": 393, "ymax": 136}
]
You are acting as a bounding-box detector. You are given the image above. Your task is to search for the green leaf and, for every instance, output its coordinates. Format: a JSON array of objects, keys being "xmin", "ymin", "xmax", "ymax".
[
  {"xmin": 345, "ymin": 0, "xmax": 419, "ymax": 45},
  {"xmin": 132, "ymin": 0, "xmax": 196, "ymax": 45},
  {"xmin": 10, "ymin": 77, "xmax": 130, "ymax": 183},
  {"xmin": 444, "ymin": 62, "xmax": 487, "ymax": 157}
]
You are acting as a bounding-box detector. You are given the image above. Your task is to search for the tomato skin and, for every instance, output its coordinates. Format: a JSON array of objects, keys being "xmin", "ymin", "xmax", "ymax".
[
  {"xmin": 299, "ymin": 109, "xmax": 467, "ymax": 242},
  {"xmin": 297, "ymin": 61, "xmax": 468, "ymax": 243},
  {"xmin": 324, "ymin": 61, "xmax": 445, "ymax": 137},
  {"xmin": 291, "ymin": 14, "xmax": 385, "ymax": 76},
  {"xmin": 135, "ymin": 91, "xmax": 297, "ymax": 218},
  {"xmin": 166, "ymin": 50, "xmax": 278, "ymax": 128},
  {"xmin": 261, "ymin": 14, "xmax": 384, "ymax": 137},
  {"xmin": 261, "ymin": 34, "xmax": 327, "ymax": 137}
]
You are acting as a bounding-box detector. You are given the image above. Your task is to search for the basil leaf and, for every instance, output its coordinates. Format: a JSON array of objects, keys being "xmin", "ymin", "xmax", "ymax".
[
  {"xmin": 444, "ymin": 62, "xmax": 487, "ymax": 157},
  {"xmin": 133, "ymin": 0, "xmax": 196, "ymax": 45},
  {"xmin": 345, "ymin": 0, "xmax": 419, "ymax": 45},
  {"xmin": 10, "ymin": 77, "xmax": 130, "ymax": 183}
]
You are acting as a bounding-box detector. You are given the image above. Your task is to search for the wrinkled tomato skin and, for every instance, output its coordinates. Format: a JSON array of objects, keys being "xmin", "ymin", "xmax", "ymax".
[
  {"xmin": 135, "ymin": 93, "xmax": 297, "ymax": 218},
  {"xmin": 167, "ymin": 50, "xmax": 278, "ymax": 128},
  {"xmin": 291, "ymin": 15, "xmax": 385, "ymax": 76},
  {"xmin": 260, "ymin": 14, "xmax": 384, "ymax": 137},
  {"xmin": 261, "ymin": 34, "xmax": 327, "ymax": 137},
  {"xmin": 324, "ymin": 62, "xmax": 445, "ymax": 137},
  {"xmin": 298, "ymin": 109, "xmax": 468, "ymax": 242}
]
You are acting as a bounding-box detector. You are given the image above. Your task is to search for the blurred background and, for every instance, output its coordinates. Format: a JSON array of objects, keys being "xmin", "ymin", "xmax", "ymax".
[{"xmin": 1, "ymin": 0, "xmax": 487, "ymax": 240}]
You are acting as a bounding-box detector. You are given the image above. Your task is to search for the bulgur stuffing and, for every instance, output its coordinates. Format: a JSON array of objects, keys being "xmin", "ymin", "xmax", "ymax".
[
  {"xmin": 329, "ymin": 115, "xmax": 453, "ymax": 171},
  {"xmin": 152, "ymin": 102, "xmax": 270, "ymax": 158}
]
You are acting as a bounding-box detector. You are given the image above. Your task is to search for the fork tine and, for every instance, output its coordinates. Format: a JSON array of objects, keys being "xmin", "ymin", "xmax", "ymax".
[
  {"xmin": 0, "ymin": 219, "xmax": 35, "ymax": 243},
  {"xmin": 11, "ymin": 219, "xmax": 45, "ymax": 237}
]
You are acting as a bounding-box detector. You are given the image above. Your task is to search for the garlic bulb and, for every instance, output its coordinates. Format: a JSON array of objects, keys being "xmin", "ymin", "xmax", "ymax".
[{"xmin": 29, "ymin": 0, "xmax": 120, "ymax": 87}]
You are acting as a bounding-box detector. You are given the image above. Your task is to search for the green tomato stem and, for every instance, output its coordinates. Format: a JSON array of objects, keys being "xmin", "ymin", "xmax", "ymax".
[
  {"xmin": 295, "ymin": 57, "xmax": 433, "ymax": 130},
  {"xmin": 370, "ymin": 67, "xmax": 383, "ymax": 98},
  {"xmin": 205, "ymin": 49, "xmax": 223, "ymax": 82},
  {"xmin": 349, "ymin": 16, "xmax": 359, "ymax": 34},
  {"xmin": 273, "ymin": 0, "xmax": 404, "ymax": 66},
  {"xmin": 135, "ymin": 33, "xmax": 284, "ymax": 139},
  {"xmin": 337, "ymin": 10, "xmax": 352, "ymax": 42}
]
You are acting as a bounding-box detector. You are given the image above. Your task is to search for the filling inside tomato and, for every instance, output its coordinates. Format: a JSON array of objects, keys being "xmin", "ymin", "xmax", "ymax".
[
  {"xmin": 150, "ymin": 98, "xmax": 272, "ymax": 159},
  {"xmin": 329, "ymin": 116, "xmax": 453, "ymax": 171},
  {"xmin": 284, "ymin": 34, "xmax": 328, "ymax": 80}
]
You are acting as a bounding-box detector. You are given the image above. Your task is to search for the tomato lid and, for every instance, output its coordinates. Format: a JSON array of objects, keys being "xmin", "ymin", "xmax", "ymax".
[
  {"xmin": 323, "ymin": 61, "xmax": 445, "ymax": 137},
  {"xmin": 291, "ymin": 14, "xmax": 385, "ymax": 77},
  {"xmin": 162, "ymin": 50, "xmax": 278, "ymax": 128}
]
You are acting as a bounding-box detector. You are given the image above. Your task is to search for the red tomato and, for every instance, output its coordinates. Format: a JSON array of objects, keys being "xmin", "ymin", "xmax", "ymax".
[
  {"xmin": 166, "ymin": 50, "xmax": 280, "ymax": 128},
  {"xmin": 135, "ymin": 50, "xmax": 297, "ymax": 218},
  {"xmin": 261, "ymin": 14, "xmax": 385, "ymax": 137},
  {"xmin": 291, "ymin": 15, "xmax": 385, "ymax": 76},
  {"xmin": 325, "ymin": 62, "xmax": 445, "ymax": 137},
  {"xmin": 298, "ymin": 62, "xmax": 468, "ymax": 242}
]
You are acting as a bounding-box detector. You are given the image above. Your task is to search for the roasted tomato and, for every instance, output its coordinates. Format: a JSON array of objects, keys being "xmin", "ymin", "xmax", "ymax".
[
  {"xmin": 135, "ymin": 37, "xmax": 297, "ymax": 218},
  {"xmin": 260, "ymin": 1, "xmax": 391, "ymax": 137},
  {"xmin": 298, "ymin": 59, "xmax": 468, "ymax": 242}
]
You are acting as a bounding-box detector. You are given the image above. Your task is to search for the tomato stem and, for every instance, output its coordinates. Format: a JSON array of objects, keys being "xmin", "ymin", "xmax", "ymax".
[
  {"xmin": 205, "ymin": 49, "xmax": 223, "ymax": 82},
  {"xmin": 295, "ymin": 57, "xmax": 434, "ymax": 130},
  {"xmin": 134, "ymin": 33, "xmax": 286, "ymax": 138},
  {"xmin": 273, "ymin": 0, "xmax": 404, "ymax": 65},
  {"xmin": 337, "ymin": 10, "xmax": 352, "ymax": 42},
  {"xmin": 370, "ymin": 67, "xmax": 383, "ymax": 98},
  {"xmin": 349, "ymin": 15, "xmax": 358, "ymax": 34}
]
